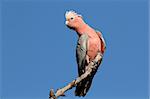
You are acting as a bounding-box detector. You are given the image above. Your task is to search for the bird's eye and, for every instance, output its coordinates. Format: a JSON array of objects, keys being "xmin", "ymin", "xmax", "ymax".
[{"xmin": 71, "ymin": 17, "xmax": 74, "ymax": 20}]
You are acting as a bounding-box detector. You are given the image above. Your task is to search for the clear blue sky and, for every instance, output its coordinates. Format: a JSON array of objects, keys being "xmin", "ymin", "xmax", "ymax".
[{"xmin": 0, "ymin": 0, "xmax": 149, "ymax": 99}]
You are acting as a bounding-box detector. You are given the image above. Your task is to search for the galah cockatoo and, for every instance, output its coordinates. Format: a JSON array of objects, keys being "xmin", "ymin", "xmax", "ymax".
[{"xmin": 65, "ymin": 10, "xmax": 106, "ymax": 97}]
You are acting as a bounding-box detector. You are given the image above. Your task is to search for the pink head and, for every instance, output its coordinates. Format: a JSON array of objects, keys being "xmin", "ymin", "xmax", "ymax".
[{"xmin": 65, "ymin": 10, "xmax": 85, "ymax": 30}]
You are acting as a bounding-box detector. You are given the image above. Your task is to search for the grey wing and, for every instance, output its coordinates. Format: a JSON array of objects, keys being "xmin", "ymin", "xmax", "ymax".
[
  {"xmin": 75, "ymin": 34, "xmax": 88, "ymax": 96},
  {"xmin": 76, "ymin": 34, "xmax": 88, "ymax": 76}
]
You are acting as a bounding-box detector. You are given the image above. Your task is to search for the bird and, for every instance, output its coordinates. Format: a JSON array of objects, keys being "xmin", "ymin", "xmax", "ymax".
[{"xmin": 65, "ymin": 10, "xmax": 106, "ymax": 97}]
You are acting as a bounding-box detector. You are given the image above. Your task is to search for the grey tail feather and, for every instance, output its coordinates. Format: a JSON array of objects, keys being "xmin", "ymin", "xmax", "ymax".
[
  {"xmin": 75, "ymin": 76, "xmax": 93, "ymax": 97},
  {"xmin": 75, "ymin": 62, "xmax": 100, "ymax": 97}
]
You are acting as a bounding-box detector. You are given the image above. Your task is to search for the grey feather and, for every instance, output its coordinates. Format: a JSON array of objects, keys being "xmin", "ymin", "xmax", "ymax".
[
  {"xmin": 75, "ymin": 34, "xmax": 89, "ymax": 96},
  {"xmin": 76, "ymin": 34, "xmax": 88, "ymax": 76}
]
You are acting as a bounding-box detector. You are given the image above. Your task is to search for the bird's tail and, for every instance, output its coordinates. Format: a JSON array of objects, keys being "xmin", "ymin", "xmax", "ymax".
[
  {"xmin": 75, "ymin": 60, "xmax": 101, "ymax": 97},
  {"xmin": 75, "ymin": 55, "xmax": 103, "ymax": 97},
  {"xmin": 75, "ymin": 67, "xmax": 99, "ymax": 97},
  {"xmin": 75, "ymin": 76, "xmax": 93, "ymax": 97}
]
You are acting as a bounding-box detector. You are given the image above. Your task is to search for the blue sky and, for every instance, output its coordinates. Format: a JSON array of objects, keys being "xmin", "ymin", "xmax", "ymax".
[{"xmin": 0, "ymin": 0, "xmax": 149, "ymax": 99}]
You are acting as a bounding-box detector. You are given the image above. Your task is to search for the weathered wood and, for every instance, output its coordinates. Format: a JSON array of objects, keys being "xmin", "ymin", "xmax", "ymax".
[{"xmin": 49, "ymin": 53, "xmax": 102, "ymax": 99}]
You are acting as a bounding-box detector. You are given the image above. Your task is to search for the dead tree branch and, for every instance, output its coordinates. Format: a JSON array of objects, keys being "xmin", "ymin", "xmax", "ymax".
[{"xmin": 49, "ymin": 53, "xmax": 102, "ymax": 99}]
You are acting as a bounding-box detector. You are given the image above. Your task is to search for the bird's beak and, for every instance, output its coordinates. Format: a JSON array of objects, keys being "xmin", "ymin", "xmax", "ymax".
[{"xmin": 65, "ymin": 21, "xmax": 69, "ymax": 25}]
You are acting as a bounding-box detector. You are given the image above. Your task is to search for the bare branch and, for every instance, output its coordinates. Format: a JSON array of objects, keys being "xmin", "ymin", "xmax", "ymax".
[{"xmin": 49, "ymin": 53, "xmax": 102, "ymax": 99}]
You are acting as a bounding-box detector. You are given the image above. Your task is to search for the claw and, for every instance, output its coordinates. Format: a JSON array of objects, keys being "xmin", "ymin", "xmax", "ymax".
[{"xmin": 86, "ymin": 55, "xmax": 90, "ymax": 64}]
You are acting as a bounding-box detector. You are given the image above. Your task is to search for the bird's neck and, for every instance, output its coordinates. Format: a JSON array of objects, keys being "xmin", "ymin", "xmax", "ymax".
[{"xmin": 75, "ymin": 23, "xmax": 89, "ymax": 36}]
